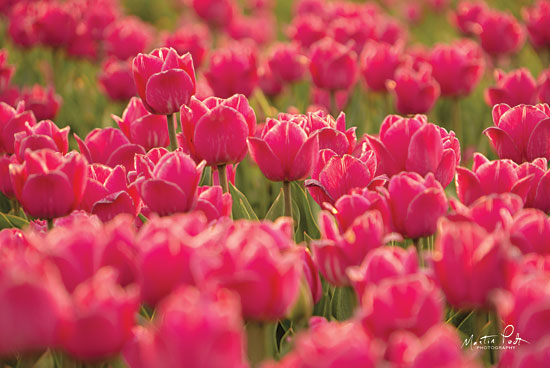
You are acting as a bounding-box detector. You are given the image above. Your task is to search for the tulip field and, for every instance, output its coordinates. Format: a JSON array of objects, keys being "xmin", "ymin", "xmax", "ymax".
[{"xmin": 2, "ymin": 0, "xmax": 550, "ymax": 367}]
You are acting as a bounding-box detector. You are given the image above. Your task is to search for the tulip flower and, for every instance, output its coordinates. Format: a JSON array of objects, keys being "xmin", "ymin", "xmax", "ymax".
[
  {"xmin": 517, "ymin": 158, "xmax": 550, "ymax": 212},
  {"xmin": 123, "ymin": 286, "xmax": 247, "ymax": 368},
  {"xmin": 287, "ymin": 14, "xmax": 326, "ymax": 49},
  {"xmin": 9, "ymin": 149, "xmax": 87, "ymax": 220},
  {"xmin": 360, "ymin": 40, "xmax": 402, "ymax": 93},
  {"xmin": 105, "ymin": 17, "xmax": 154, "ymax": 61},
  {"xmin": 522, "ymin": 1, "xmax": 550, "ymax": 50},
  {"xmin": 34, "ymin": 1, "xmax": 77, "ymax": 48},
  {"xmin": 0, "ymin": 154, "xmax": 17, "ymax": 198},
  {"xmin": 484, "ymin": 103, "xmax": 550, "ymax": 163},
  {"xmin": 7, "ymin": 2, "xmax": 40, "ymax": 48},
  {"xmin": 227, "ymin": 13, "xmax": 276, "ymax": 46},
  {"xmin": 455, "ymin": 153, "xmax": 535, "ymax": 205},
  {"xmin": 485, "ymin": 69, "xmax": 538, "ymax": 107},
  {"xmin": 191, "ymin": 0, "xmax": 236, "ymax": 29},
  {"xmin": 429, "ymin": 39, "xmax": 484, "ymax": 97},
  {"xmin": 329, "ymin": 16, "xmax": 373, "ymax": 55},
  {"xmin": 12, "ymin": 119, "xmax": 69, "ymax": 160},
  {"xmin": 180, "ymin": 94, "xmax": 256, "ymax": 192},
  {"xmin": 204, "ymin": 42, "xmax": 258, "ymax": 99},
  {"xmin": 387, "ymin": 61, "xmax": 440, "ymax": 115},
  {"xmin": 303, "ymin": 111, "xmax": 356, "ymax": 155},
  {"xmin": 132, "ymin": 150, "xmax": 204, "ymax": 216},
  {"xmin": 538, "ymin": 69, "xmax": 550, "ymax": 104},
  {"xmin": 196, "ymin": 185, "xmax": 232, "ymax": 222},
  {"xmin": 0, "ymin": 101, "xmax": 36, "ymax": 154},
  {"xmin": 388, "ymin": 172, "xmax": 448, "ymax": 239},
  {"xmin": 451, "ymin": 1, "xmax": 488, "ymax": 36},
  {"xmin": 98, "ymin": 57, "xmax": 136, "ymax": 102},
  {"xmin": 367, "ymin": 114, "xmax": 460, "ymax": 187},
  {"xmin": 75, "ymin": 127, "xmax": 146, "ymax": 172},
  {"xmin": 360, "ymin": 273, "xmax": 443, "ymax": 339},
  {"xmin": 161, "ymin": 25, "xmax": 210, "ymax": 68},
  {"xmin": 434, "ymin": 219, "xmax": 510, "ymax": 309},
  {"xmin": 112, "ymin": 97, "xmax": 169, "ymax": 151},
  {"xmin": 509, "ymin": 208, "xmax": 550, "ymax": 255},
  {"xmin": 474, "ymin": 10, "xmax": 525, "ymax": 57},
  {"xmin": 16, "ymin": 85, "xmax": 62, "ymax": 121},
  {"xmin": 267, "ymin": 43, "xmax": 308, "ymax": 83},
  {"xmin": 62, "ymin": 267, "xmax": 139, "ymax": 361},
  {"xmin": 257, "ymin": 63, "xmax": 283, "ymax": 98}
]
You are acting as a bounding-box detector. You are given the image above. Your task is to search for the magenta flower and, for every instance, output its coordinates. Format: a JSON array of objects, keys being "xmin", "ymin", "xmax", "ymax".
[
  {"xmin": 34, "ymin": 1, "xmax": 77, "ymax": 48},
  {"xmin": 98, "ymin": 57, "xmax": 136, "ymax": 102},
  {"xmin": 179, "ymin": 94, "xmax": 256, "ymax": 166},
  {"xmin": 161, "ymin": 25, "xmax": 210, "ymax": 68},
  {"xmin": 303, "ymin": 111, "xmax": 356, "ymax": 155},
  {"xmin": 7, "ymin": 2, "xmax": 40, "ymax": 48},
  {"xmin": 474, "ymin": 10, "xmax": 525, "ymax": 57},
  {"xmin": 9, "ymin": 149, "xmax": 87, "ymax": 219},
  {"xmin": 1, "ymin": 101, "xmax": 35, "ymax": 152},
  {"xmin": 517, "ymin": 157, "xmax": 550, "ymax": 212},
  {"xmin": 309, "ymin": 37, "xmax": 357, "ymax": 91},
  {"xmin": 133, "ymin": 47, "xmax": 196, "ymax": 115},
  {"xmin": 287, "ymin": 14, "xmax": 326, "ymax": 49},
  {"xmin": 451, "ymin": 1, "xmax": 488, "ymax": 35},
  {"xmin": 510, "ymin": 208, "xmax": 550, "ymax": 255},
  {"xmin": 267, "ymin": 42, "xmax": 308, "ymax": 83},
  {"xmin": 367, "ymin": 114, "xmax": 460, "ymax": 187},
  {"xmin": 360, "ymin": 40, "xmax": 402, "ymax": 93},
  {"xmin": 257, "ymin": 63, "xmax": 283, "ymax": 98},
  {"xmin": 485, "ymin": 69, "xmax": 538, "ymax": 107},
  {"xmin": 17, "ymin": 85, "xmax": 62, "ymax": 121},
  {"xmin": 248, "ymin": 114, "xmax": 318, "ymax": 182},
  {"xmin": 484, "ymin": 103, "xmax": 550, "ymax": 163},
  {"xmin": 0, "ymin": 50, "xmax": 14, "ymax": 91},
  {"xmin": 191, "ymin": 0, "xmax": 236, "ymax": 28},
  {"xmin": 0, "ymin": 154, "xmax": 17, "ymax": 198},
  {"xmin": 522, "ymin": 0, "xmax": 550, "ymax": 50},
  {"xmin": 196, "ymin": 186, "xmax": 232, "ymax": 222},
  {"xmin": 105, "ymin": 16, "xmax": 154, "ymax": 61},
  {"xmin": 538, "ymin": 69, "xmax": 550, "ymax": 104},
  {"xmin": 13, "ymin": 119, "xmax": 69, "ymax": 160}
]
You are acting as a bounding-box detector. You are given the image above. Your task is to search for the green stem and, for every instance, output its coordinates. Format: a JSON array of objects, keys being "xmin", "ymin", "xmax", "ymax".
[
  {"xmin": 167, "ymin": 113, "xmax": 178, "ymax": 151},
  {"xmin": 218, "ymin": 164, "xmax": 229, "ymax": 194},
  {"xmin": 47, "ymin": 218, "xmax": 54, "ymax": 230},
  {"xmin": 246, "ymin": 322, "xmax": 275, "ymax": 367},
  {"xmin": 283, "ymin": 181, "xmax": 292, "ymax": 218},
  {"xmin": 414, "ymin": 238, "xmax": 423, "ymax": 268},
  {"xmin": 329, "ymin": 90, "xmax": 337, "ymax": 117}
]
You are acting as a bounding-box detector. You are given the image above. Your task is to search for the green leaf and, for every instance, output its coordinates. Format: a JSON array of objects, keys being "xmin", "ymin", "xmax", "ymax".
[
  {"xmin": 291, "ymin": 182, "xmax": 320, "ymax": 240},
  {"xmin": 229, "ymin": 183, "xmax": 258, "ymax": 220},
  {"xmin": 0, "ymin": 212, "xmax": 29, "ymax": 229},
  {"xmin": 199, "ymin": 166, "xmax": 212, "ymax": 186},
  {"xmin": 264, "ymin": 189, "xmax": 284, "ymax": 221},
  {"xmin": 331, "ymin": 286, "xmax": 358, "ymax": 321},
  {"xmin": 138, "ymin": 213, "xmax": 148, "ymax": 224}
]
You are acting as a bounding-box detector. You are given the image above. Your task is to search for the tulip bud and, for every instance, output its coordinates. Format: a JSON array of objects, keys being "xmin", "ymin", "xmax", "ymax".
[
  {"xmin": 360, "ymin": 40, "xmax": 402, "ymax": 93},
  {"xmin": 0, "ymin": 101, "xmax": 36, "ymax": 154},
  {"xmin": 16, "ymin": 85, "xmax": 62, "ymax": 121},
  {"xmin": 522, "ymin": 0, "xmax": 550, "ymax": 50},
  {"xmin": 105, "ymin": 16, "xmax": 154, "ymax": 61},
  {"xmin": 161, "ymin": 24, "xmax": 210, "ymax": 68},
  {"xmin": 98, "ymin": 57, "xmax": 136, "ymax": 102},
  {"xmin": 451, "ymin": 1, "xmax": 487, "ymax": 36},
  {"xmin": 309, "ymin": 37, "xmax": 357, "ymax": 91},
  {"xmin": 13, "ymin": 119, "xmax": 69, "ymax": 160},
  {"xmin": 485, "ymin": 69, "xmax": 538, "ymax": 107},
  {"xmin": 474, "ymin": 10, "xmax": 525, "ymax": 57}
]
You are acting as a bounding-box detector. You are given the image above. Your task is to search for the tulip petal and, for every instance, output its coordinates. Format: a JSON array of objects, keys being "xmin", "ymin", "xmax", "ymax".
[
  {"xmin": 145, "ymin": 70, "xmax": 195, "ymax": 115},
  {"xmin": 21, "ymin": 172, "xmax": 73, "ymax": 218},
  {"xmin": 289, "ymin": 134, "xmax": 319, "ymax": 181},
  {"xmin": 366, "ymin": 135, "xmax": 400, "ymax": 177},
  {"xmin": 435, "ymin": 149, "xmax": 457, "ymax": 188},
  {"xmin": 92, "ymin": 191, "xmax": 136, "ymax": 222},
  {"xmin": 483, "ymin": 127, "xmax": 522, "ymax": 163},
  {"xmin": 455, "ymin": 167, "xmax": 483, "ymax": 205},
  {"xmin": 534, "ymin": 170, "xmax": 550, "ymax": 213},
  {"xmin": 247, "ymin": 137, "xmax": 284, "ymax": 181},
  {"xmin": 511, "ymin": 174, "xmax": 535, "ymax": 204},
  {"xmin": 405, "ymin": 188, "xmax": 448, "ymax": 239},
  {"xmin": 526, "ymin": 118, "xmax": 550, "ymax": 162},
  {"xmin": 406, "ymin": 124, "xmax": 443, "ymax": 177},
  {"xmin": 106, "ymin": 143, "xmax": 146, "ymax": 172},
  {"xmin": 141, "ymin": 179, "xmax": 189, "ymax": 215},
  {"xmin": 133, "ymin": 54, "xmax": 163, "ymax": 103}
]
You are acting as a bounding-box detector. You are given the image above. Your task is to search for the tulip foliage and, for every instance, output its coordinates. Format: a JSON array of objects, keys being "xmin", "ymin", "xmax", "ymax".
[{"xmin": 2, "ymin": 0, "xmax": 550, "ymax": 368}]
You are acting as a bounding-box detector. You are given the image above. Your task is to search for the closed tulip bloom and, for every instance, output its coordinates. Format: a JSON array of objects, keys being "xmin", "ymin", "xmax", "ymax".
[
  {"xmin": 62, "ymin": 267, "xmax": 139, "ymax": 361},
  {"xmin": 17, "ymin": 85, "xmax": 62, "ymax": 121},
  {"xmin": 13, "ymin": 119, "xmax": 69, "ymax": 160},
  {"xmin": 484, "ymin": 103, "xmax": 550, "ymax": 163},
  {"xmin": 360, "ymin": 273, "xmax": 443, "ymax": 339},
  {"xmin": 360, "ymin": 40, "xmax": 402, "ymax": 93},
  {"xmin": 367, "ymin": 114, "xmax": 460, "ymax": 187},
  {"xmin": 204, "ymin": 42, "xmax": 258, "ymax": 98},
  {"xmin": 302, "ymin": 111, "xmax": 357, "ymax": 155},
  {"xmin": 248, "ymin": 115, "xmax": 318, "ymax": 182},
  {"xmin": 123, "ymin": 286, "xmax": 247, "ymax": 368},
  {"xmin": 75, "ymin": 128, "xmax": 146, "ymax": 172},
  {"xmin": 133, "ymin": 48, "xmax": 196, "ymax": 115},
  {"xmin": 517, "ymin": 157, "xmax": 550, "ymax": 212},
  {"xmin": 191, "ymin": 0, "xmax": 236, "ymax": 28},
  {"xmin": 112, "ymin": 97, "xmax": 169, "ymax": 151},
  {"xmin": 133, "ymin": 151, "xmax": 204, "ymax": 216},
  {"xmin": 0, "ymin": 101, "xmax": 36, "ymax": 154},
  {"xmin": 451, "ymin": 1, "xmax": 487, "ymax": 35},
  {"xmin": 387, "ymin": 61, "xmax": 440, "ymax": 115},
  {"xmin": 509, "ymin": 209, "xmax": 550, "ymax": 255},
  {"xmin": 538, "ymin": 69, "xmax": 550, "ymax": 104},
  {"xmin": 34, "ymin": 1, "xmax": 77, "ymax": 48},
  {"xmin": 180, "ymin": 94, "xmax": 256, "ymax": 166},
  {"xmin": 0, "ymin": 154, "xmax": 17, "ymax": 198},
  {"xmin": 258, "ymin": 63, "xmax": 283, "ymax": 97},
  {"xmin": 161, "ymin": 25, "xmax": 210, "ymax": 68},
  {"xmin": 388, "ymin": 172, "xmax": 448, "ymax": 239},
  {"xmin": 287, "ymin": 14, "xmax": 326, "ymax": 49},
  {"xmin": 523, "ymin": 1, "xmax": 550, "ymax": 50},
  {"xmin": 98, "ymin": 58, "xmax": 136, "ymax": 102},
  {"xmin": 105, "ymin": 17, "xmax": 154, "ymax": 61},
  {"xmin": 456, "ymin": 153, "xmax": 535, "ymax": 206},
  {"xmin": 268, "ymin": 43, "xmax": 308, "ymax": 83},
  {"xmin": 227, "ymin": 13, "xmax": 276, "ymax": 46},
  {"xmin": 196, "ymin": 185, "xmax": 232, "ymax": 222},
  {"xmin": 475, "ymin": 10, "xmax": 525, "ymax": 57},
  {"xmin": 485, "ymin": 69, "xmax": 538, "ymax": 107},
  {"xmin": 434, "ymin": 219, "xmax": 510, "ymax": 309},
  {"xmin": 9, "ymin": 149, "xmax": 87, "ymax": 219},
  {"xmin": 429, "ymin": 39, "xmax": 484, "ymax": 97},
  {"xmin": 309, "ymin": 37, "xmax": 357, "ymax": 91}
]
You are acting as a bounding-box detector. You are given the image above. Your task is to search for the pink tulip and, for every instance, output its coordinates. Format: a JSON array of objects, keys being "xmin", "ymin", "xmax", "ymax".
[
  {"xmin": 367, "ymin": 114, "xmax": 460, "ymax": 187},
  {"xmin": 16, "ymin": 85, "xmax": 61, "ymax": 121},
  {"xmin": 448, "ymin": 193, "xmax": 523, "ymax": 232},
  {"xmin": 0, "ymin": 250, "xmax": 71, "ymax": 357},
  {"xmin": 329, "ymin": 15, "xmax": 373, "ymax": 55},
  {"xmin": 0, "ymin": 154, "xmax": 17, "ymax": 197},
  {"xmin": 34, "ymin": 1, "xmax": 77, "ymax": 48},
  {"xmin": 0, "ymin": 102, "xmax": 36, "ymax": 154},
  {"xmin": 123, "ymin": 286, "xmax": 247, "ymax": 368},
  {"xmin": 429, "ymin": 39, "xmax": 484, "ymax": 97},
  {"xmin": 112, "ymin": 97, "xmax": 169, "ymax": 151},
  {"xmin": 62, "ymin": 267, "xmax": 139, "ymax": 361},
  {"xmin": 227, "ymin": 13, "xmax": 276, "ymax": 46},
  {"xmin": 451, "ymin": 1, "xmax": 487, "ymax": 35},
  {"xmin": 299, "ymin": 246, "xmax": 322, "ymax": 304},
  {"xmin": 456, "ymin": 153, "xmax": 535, "ymax": 205},
  {"xmin": 309, "ymin": 37, "xmax": 357, "ymax": 91},
  {"xmin": 7, "ymin": 2, "xmax": 40, "ymax": 48},
  {"xmin": 257, "ymin": 63, "xmax": 283, "ymax": 97},
  {"xmin": 474, "ymin": 10, "xmax": 525, "ymax": 57},
  {"xmin": 76, "ymin": 0, "xmax": 119, "ymax": 42},
  {"xmin": 373, "ymin": 15, "xmax": 407, "ymax": 46},
  {"xmin": 388, "ymin": 172, "xmax": 448, "ymax": 239},
  {"xmin": 360, "ymin": 40, "xmax": 402, "ymax": 93},
  {"xmin": 13, "ymin": 119, "xmax": 69, "ymax": 160},
  {"xmin": 287, "ymin": 14, "xmax": 326, "ymax": 49},
  {"xmin": 313, "ymin": 210, "xmax": 389, "ymax": 286},
  {"xmin": 0, "ymin": 50, "xmax": 14, "ymax": 91},
  {"xmin": 271, "ymin": 319, "xmax": 381, "ymax": 368},
  {"xmin": 523, "ymin": 1, "xmax": 550, "ymax": 50},
  {"xmin": 0, "ymin": 85, "xmax": 19, "ymax": 107},
  {"xmin": 360, "ymin": 273, "xmax": 443, "ymax": 339},
  {"xmin": 180, "ymin": 94, "xmax": 256, "ymax": 166},
  {"xmin": 538, "ymin": 69, "xmax": 550, "ymax": 104},
  {"xmin": 485, "ymin": 69, "xmax": 538, "ymax": 107},
  {"xmin": 434, "ymin": 219, "xmax": 510, "ymax": 309},
  {"xmin": 248, "ymin": 114, "xmax": 318, "ymax": 182},
  {"xmin": 133, "ymin": 47, "xmax": 196, "ymax": 115},
  {"xmin": 499, "ymin": 335, "xmax": 550, "ymax": 368},
  {"xmin": 301, "ymin": 110, "xmax": 357, "ymax": 156},
  {"xmin": 66, "ymin": 22, "xmax": 99, "ymax": 61},
  {"xmin": 105, "ymin": 17, "xmax": 154, "ymax": 61},
  {"xmin": 133, "ymin": 150, "xmax": 204, "ymax": 216},
  {"xmin": 75, "ymin": 127, "xmax": 146, "ymax": 172},
  {"xmin": 509, "ymin": 208, "xmax": 550, "ymax": 255},
  {"xmin": 191, "ymin": 0, "xmax": 236, "ymax": 28},
  {"xmin": 161, "ymin": 25, "xmax": 210, "ymax": 68},
  {"xmin": 517, "ymin": 157, "xmax": 550, "ymax": 212},
  {"xmin": 196, "ymin": 185, "xmax": 232, "ymax": 222},
  {"xmin": 311, "ymin": 87, "xmax": 351, "ymax": 115},
  {"xmin": 9, "ymin": 149, "xmax": 87, "ymax": 219},
  {"xmin": 387, "ymin": 61, "xmax": 440, "ymax": 114},
  {"xmin": 267, "ymin": 43, "xmax": 308, "ymax": 83},
  {"xmin": 204, "ymin": 42, "xmax": 258, "ymax": 98},
  {"xmin": 98, "ymin": 57, "xmax": 136, "ymax": 102},
  {"xmin": 484, "ymin": 103, "xmax": 550, "ymax": 163}
]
